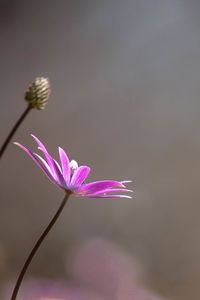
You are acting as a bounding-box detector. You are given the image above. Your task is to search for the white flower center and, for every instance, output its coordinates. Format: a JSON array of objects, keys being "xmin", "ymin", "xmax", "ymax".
[{"xmin": 70, "ymin": 160, "xmax": 78, "ymax": 172}]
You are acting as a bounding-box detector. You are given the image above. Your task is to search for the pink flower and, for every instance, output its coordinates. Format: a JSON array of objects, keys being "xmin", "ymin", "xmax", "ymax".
[{"xmin": 15, "ymin": 135, "xmax": 132, "ymax": 199}]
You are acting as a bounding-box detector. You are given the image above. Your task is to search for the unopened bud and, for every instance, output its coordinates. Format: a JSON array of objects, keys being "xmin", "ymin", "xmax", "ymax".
[{"xmin": 25, "ymin": 77, "xmax": 50, "ymax": 110}]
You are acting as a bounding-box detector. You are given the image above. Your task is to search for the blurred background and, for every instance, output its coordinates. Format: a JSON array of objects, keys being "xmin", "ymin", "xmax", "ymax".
[{"xmin": 1, "ymin": 0, "xmax": 200, "ymax": 299}]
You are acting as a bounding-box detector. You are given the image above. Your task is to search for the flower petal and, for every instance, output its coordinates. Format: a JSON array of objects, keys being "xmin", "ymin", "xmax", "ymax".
[
  {"xmin": 75, "ymin": 180, "xmax": 124, "ymax": 195},
  {"xmin": 35, "ymin": 152, "xmax": 67, "ymax": 188},
  {"xmin": 120, "ymin": 180, "xmax": 132, "ymax": 185},
  {"xmin": 31, "ymin": 134, "xmax": 57, "ymax": 177},
  {"xmin": 59, "ymin": 147, "xmax": 70, "ymax": 181},
  {"xmin": 78, "ymin": 194, "xmax": 132, "ymax": 199},
  {"xmin": 92, "ymin": 188, "xmax": 133, "ymax": 195},
  {"xmin": 51, "ymin": 158, "xmax": 67, "ymax": 188},
  {"xmin": 38, "ymin": 147, "xmax": 66, "ymax": 186},
  {"xmin": 31, "ymin": 135, "xmax": 67, "ymax": 187},
  {"xmin": 34, "ymin": 153, "xmax": 55, "ymax": 177},
  {"xmin": 14, "ymin": 143, "xmax": 55, "ymax": 183},
  {"xmin": 70, "ymin": 166, "xmax": 91, "ymax": 186}
]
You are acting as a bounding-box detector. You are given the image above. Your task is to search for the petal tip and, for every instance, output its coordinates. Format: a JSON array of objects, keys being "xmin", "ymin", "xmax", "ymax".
[
  {"xmin": 120, "ymin": 180, "xmax": 132, "ymax": 187},
  {"xmin": 14, "ymin": 142, "xmax": 22, "ymax": 147}
]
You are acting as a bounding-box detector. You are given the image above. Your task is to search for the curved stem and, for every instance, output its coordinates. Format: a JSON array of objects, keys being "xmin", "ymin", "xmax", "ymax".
[
  {"xmin": 11, "ymin": 192, "xmax": 70, "ymax": 300},
  {"xmin": 0, "ymin": 105, "xmax": 32, "ymax": 160}
]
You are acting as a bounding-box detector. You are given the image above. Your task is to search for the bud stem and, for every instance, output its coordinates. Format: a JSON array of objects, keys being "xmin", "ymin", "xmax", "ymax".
[
  {"xmin": 0, "ymin": 105, "xmax": 32, "ymax": 160},
  {"xmin": 11, "ymin": 192, "xmax": 70, "ymax": 300}
]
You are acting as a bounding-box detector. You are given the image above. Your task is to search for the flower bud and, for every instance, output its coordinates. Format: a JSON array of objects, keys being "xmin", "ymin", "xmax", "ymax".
[{"xmin": 25, "ymin": 77, "xmax": 50, "ymax": 110}]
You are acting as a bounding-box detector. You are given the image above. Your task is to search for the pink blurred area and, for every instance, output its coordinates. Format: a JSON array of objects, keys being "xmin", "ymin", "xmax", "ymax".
[
  {"xmin": 1, "ymin": 279, "xmax": 106, "ymax": 300},
  {"xmin": 67, "ymin": 238, "xmax": 166, "ymax": 300},
  {"xmin": 1, "ymin": 238, "xmax": 167, "ymax": 300}
]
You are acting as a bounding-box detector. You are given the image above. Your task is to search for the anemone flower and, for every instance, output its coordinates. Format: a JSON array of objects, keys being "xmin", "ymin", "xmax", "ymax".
[
  {"xmin": 14, "ymin": 134, "xmax": 132, "ymax": 199},
  {"xmin": 11, "ymin": 135, "xmax": 132, "ymax": 300}
]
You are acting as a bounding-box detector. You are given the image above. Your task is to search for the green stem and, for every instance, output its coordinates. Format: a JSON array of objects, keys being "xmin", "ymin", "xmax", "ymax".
[
  {"xmin": 11, "ymin": 192, "xmax": 70, "ymax": 300},
  {"xmin": 0, "ymin": 105, "xmax": 32, "ymax": 160}
]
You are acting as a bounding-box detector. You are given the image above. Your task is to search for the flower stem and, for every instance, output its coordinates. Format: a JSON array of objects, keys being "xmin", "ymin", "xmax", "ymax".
[
  {"xmin": 0, "ymin": 105, "xmax": 32, "ymax": 160},
  {"xmin": 11, "ymin": 192, "xmax": 70, "ymax": 300}
]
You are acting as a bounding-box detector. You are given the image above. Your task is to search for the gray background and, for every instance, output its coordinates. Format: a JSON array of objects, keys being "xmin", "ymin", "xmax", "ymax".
[{"xmin": 1, "ymin": 0, "xmax": 200, "ymax": 299}]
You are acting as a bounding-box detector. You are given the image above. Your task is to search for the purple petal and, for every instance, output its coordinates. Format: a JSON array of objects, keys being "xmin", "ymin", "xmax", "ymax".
[
  {"xmin": 54, "ymin": 159, "xmax": 62, "ymax": 173},
  {"xmin": 34, "ymin": 154, "xmax": 67, "ymax": 188},
  {"xmin": 31, "ymin": 135, "xmax": 67, "ymax": 188},
  {"xmin": 92, "ymin": 188, "xmax": 133, "ymax": 195},
  {"xmin": 78, "ymin": 194, "xmax": 132, "ymax": 199},
  {"xmin": 36, "ymin": 146, "xmax": 66, "ymax": 188},
  {"xmin": 31, "ymin": 134, "xmax": 57, "ymax": 177},
  {"xmin": 34, "ymin": 153, "xmax": 55, "ymax": 177},
  {"xmin": 59, "ymin": 147, "xmax": 71, "ymax": 181},
  {"xmin": 51, "ymin": 158, "xmax": 67, "ymax": 188},
  {"xmin": 120, "ymin": 180, "xmax": 132, "ymax": 185},
  {"xmin": 75, "ymin": 180, "xmax": 124, "ymax": 195},
  {"xmin": 14, "ymin": 143, "xmax": 56, "ymax": 183},
  {"xmin": 70, "ymin": 166, "xmax": 90, "ymax": 186}
]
